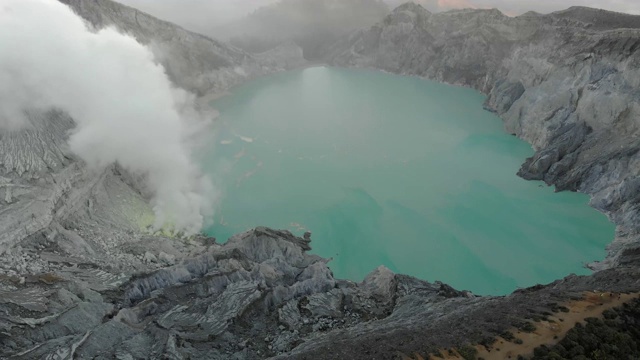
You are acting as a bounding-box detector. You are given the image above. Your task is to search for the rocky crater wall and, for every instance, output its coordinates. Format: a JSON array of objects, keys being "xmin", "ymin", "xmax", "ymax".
[
  {"xmin": 327, "ymin": 3, "xmax": 640, "ymax": 269},
  {"xmin": 1, "ymin": 2, "xmax": 640, "ymax": 359}
]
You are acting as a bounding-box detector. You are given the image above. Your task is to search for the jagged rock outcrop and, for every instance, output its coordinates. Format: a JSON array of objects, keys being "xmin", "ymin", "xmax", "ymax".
[
  {"xmin": 1, "ymin": 227, "xmax": 639, "ymax": 359},
  {"xmin": 327, "ymin": 3, "xmax": 640, "ymax": 269}
]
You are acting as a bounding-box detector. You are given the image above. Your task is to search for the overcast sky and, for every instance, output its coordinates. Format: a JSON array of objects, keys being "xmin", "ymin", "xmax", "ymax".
[{"xmin": 116, "ymin": 0, "xmax": 640, "ymax": 35}]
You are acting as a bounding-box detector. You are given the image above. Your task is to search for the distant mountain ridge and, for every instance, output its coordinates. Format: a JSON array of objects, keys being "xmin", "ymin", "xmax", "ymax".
[
  {"xmin": 219, "ymin": 0, "xmax": 390, "ymax": 59},
  {"xmin": 552, "ymin": 6, "xmax": 640, "ymax": 30}
]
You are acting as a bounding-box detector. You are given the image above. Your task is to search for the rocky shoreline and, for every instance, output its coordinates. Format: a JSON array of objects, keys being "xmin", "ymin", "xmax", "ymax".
[
  {"xmin": 1, "ymin": 1, "xmax": 639, "ymax": 359},
  {"xmin": 3, "ymin": 225, "xmax": 639, "ymax": 359},
  {"xmin": 326, "ymin": 3, "xmax": 640, "ymax": 270}
]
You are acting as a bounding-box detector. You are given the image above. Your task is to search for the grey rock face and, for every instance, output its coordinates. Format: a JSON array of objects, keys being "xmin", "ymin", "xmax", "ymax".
[
  {"xmin": 2, "ymin": 1, "xmax": 640, "ymax": 359},
  {"xmin": 0, "ymin": 2, "xmax": 305, "ymax": 357},
  {"xmin": 327, "ymin": 3, "xmax": 640, "ymax": 268},
  {"xmin": 0, "ymin": 0, "xmax": 306, "ymax": 276},
  {"xmin": 4, "ymin": 227, "xmax": 637, "ymax": 360},
  {"xmin": 0, "ymin": 228, "xmax": 431, "ymax": 358},
  {"xmin": 0, "ymin": 0, "xmax": 307, "ymax": 273},
  {"xmin": 60, "ymin": 0, "xmax": 306, "ymax": 96}
]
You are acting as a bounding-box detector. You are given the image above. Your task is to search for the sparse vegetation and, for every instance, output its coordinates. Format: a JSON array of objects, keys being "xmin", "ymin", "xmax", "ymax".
[
  {"xmin": 550, "ymin": 304, "xmax": 571, "ymax": 313},
  {"xmin": 478, "ymin": 337, "xmax": 496, "ymax": 348},
  {"xmin": 531, "ymin": 299, "xmax": 640, "ymax": 359},
  {"xmin": 501, "ymin": 331, "xmax": 516, "ymax": 341},
  {"xmin": 457, "ymin": 345, "xmax": 478, "ymax": 360},
  {"xmin": 519, "ymin": 322, "xmax": 537, "ymax": 333}
]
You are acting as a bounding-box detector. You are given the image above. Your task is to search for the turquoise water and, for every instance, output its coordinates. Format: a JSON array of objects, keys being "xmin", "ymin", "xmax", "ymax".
[{"xmin": 201, "ymin": 67, "xmax": 614, "ymax": 295}]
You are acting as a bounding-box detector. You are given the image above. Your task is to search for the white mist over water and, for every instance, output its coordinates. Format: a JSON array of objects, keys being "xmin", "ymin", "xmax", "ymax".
[{"xmin": 0, "ymin": 0, "xmax": 215, "ymax": 234}]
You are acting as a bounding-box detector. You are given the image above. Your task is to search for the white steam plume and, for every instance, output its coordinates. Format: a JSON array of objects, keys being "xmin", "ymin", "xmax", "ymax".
[{"xmin": 0, "ymin": 0, "xmax": 215, "ymax": 234}]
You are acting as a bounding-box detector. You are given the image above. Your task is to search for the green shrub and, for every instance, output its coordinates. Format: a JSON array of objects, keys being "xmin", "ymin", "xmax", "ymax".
[
  {"xmin": 531, "ymin": 299, "xmax": 640, "ymax": 359},
  {"xmin": 457, "ymin": 345, "xmax": 478, "ymax": 360},
  {"xmin": 501, "ymin": 331, "xmax": 515, "ymax": 341},
  {"xmin": 519, "ymin": 322, "xmax": 537, "ymax": 333}
]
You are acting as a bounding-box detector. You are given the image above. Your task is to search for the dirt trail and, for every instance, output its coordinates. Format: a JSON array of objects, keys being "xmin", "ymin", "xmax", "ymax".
[{"xmin": 410, "ymin": 292, "xmax": 640, "ymax": 360}]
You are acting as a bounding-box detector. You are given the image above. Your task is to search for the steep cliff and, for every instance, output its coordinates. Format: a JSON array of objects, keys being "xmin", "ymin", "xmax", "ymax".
[
  {"xmin": 60, "ymin": 0, "xmax": 305, "ymax": 96},
  {"xmin": 327, "ymin": 3, "xmax": 640, "ymax": 269}
]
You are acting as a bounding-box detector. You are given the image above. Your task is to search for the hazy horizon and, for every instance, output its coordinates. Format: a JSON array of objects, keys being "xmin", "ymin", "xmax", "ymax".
[{"xmin": 115, "ymin": 0, "xmax": 640, "ymax": 37}]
